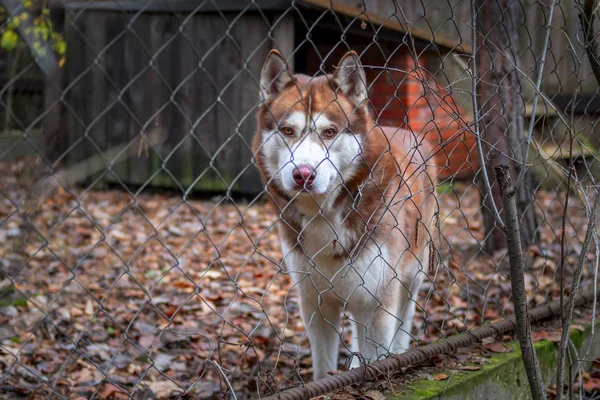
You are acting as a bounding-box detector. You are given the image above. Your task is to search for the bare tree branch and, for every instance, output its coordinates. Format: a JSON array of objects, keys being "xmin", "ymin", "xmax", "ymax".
[
  {"xmin": 580, "ymin": 0, "xmax": 600, "ymax": 85},
  {"xmin": 554, "ymin": 190, "xmax": 600, "ymax": 400},
  {"xmin": 495, "ymin": 165, "xmax": 546, "ymax": 400}
]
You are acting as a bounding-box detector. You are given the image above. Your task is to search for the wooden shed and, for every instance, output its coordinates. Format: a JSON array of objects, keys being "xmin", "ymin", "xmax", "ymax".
[{"xmin": 62, "ymin": 0, "xmax": 475, "ymax": 196}]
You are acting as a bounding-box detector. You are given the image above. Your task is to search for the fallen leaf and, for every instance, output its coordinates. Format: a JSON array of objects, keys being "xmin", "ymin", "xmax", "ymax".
[
  {"xmin": 484, "ymin": 308, "xmax": 500, "ymax": 320},
  {"xmin": 571, "ymin": 324, "xmax": 585, "ymax": 332},
  {"xmin": 458, "ymin": 365, "xmax": 481, "ymax": 371},
  {"xmin": 139, "ymin": 334, "xmax": 157, "ymax": 349},
  {"xmin": 331, "ymin": 395, "xmax": 355, "ymax": 400},
  {"xmin": 71, "ymin": 307, "xmax": 84, "ymax": 317},
  {"xmin": 149, "ymin": 380, "xmax": 181, "ymax": 398},
  {"xmin": 203, "ymin": 270, "xmax": 222, "ymax": 280},
  {"xmin": 532, "ymin": 330, "xmax": 550, "ymax": 341},
  {"xmin": 583, "ymin": 377, "xmax": 600, "ymax": 391},
  {"xmin": 548, "ymin": 330, "xmax": 561, "ymax": 343},
  {"xmin": 364, "ymin": 390, "xmax": 386, "ymax": 400},
  {"xmin": 97, "ymin": 382, "xmax": 128, "ymax": 399},
  {"xmin": 152, "ymin": 353, "xmax": 175, "ymax": 371},
  {"xmin": 481, "ymin": 337, "xmax": 496, "ymax": 345},
  {"xmin": 167, "ymin": 225, "xmax": 185, "ymax": 236},
  {"xmin": 580, "ymin": 370, "xmax": 591, "ymax": 380},
  {"xmin": 434, "ymin": 373, "xmax": 449, "ymax": 381},
  {"xmin": 85, "ymin": 299, "xmax": 94, "ymax": 316},
  {"xmin": 532, "ymin": 330, "xmax": 562, "ymax": 343},
  {"xmin": 483, "ymin": 342, "xmax": 510, "ymax": 353}
]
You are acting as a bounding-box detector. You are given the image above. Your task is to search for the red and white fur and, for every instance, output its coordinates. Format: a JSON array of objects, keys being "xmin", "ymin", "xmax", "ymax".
[{"xmin": 253, "ymin": 50, "xmax": 437, "ymax": 380}]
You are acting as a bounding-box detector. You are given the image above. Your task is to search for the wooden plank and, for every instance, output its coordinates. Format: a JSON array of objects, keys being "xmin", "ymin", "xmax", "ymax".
[
  {"xmin": 64, "ymin": 9, "xmax": 80, "ymax": 170},
  {"xmin": 541, "ymin": 141, "xmax": 596, "ymax": 160},
  {"xmin": 214, "ymin": 14, "xmax": 244, "ymax": 193},
  {"xmin": 190, "ymin": 14, "xmax": 221, "ymax": 191},
  {"xmin": 149, "ymin": 13, "xmax": 179, "ymax": 189},
  {"xmin": 232, "ymin": 14, "xmax": 273, "ymax": 195},
  {"xmin": 551, "ymin": 93, "xmax": 600, "ymax": 115},
  {"xmin": 173, "ymin": 17, "xmax": 196, "ymax": 192},
  {"xmin": 43, "ymin": 65, "xmax": 65, "ymax": 164},
  {"xmin": 124, "ymin": 13, "xmax": 154, "ymax": 188},
  {"xmin": 102, "ymin": 13, "xmax": 129, "ymax": 187},
  {"xmin": 65, "ymin": 11, "xmax": 95, "ymax": 179},
  {"xmin": 300, "ymin": 0, "xmax": 472, "ymax": 54},
  {"xmin": 524, "ymin": 100, "xmax": 559, "ymax": 118},
  {"xmin": 62, "ymin": 10, "xmax": 273, "ymax": 194},
  {"xmin": 65, "ymin": 0, "xmax": 291, "ymax": 13},
  {"xmin": 84, "ymin": 12, "xmax": 109, "ymax": 187}
]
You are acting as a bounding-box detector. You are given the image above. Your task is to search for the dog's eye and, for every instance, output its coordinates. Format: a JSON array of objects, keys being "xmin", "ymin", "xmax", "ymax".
[
  {"xmin": 324, "ymin": 128, "xmax": 337, "ymax": 138},
  {"xmin": 280, "ymin": 126, "xmax": 294, "ymax": 136}
]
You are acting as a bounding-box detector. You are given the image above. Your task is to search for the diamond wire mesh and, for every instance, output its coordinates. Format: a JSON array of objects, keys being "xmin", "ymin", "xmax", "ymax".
[{"xmin": 0, "ymin": 0, "xmax": 599, "ymax": 399}]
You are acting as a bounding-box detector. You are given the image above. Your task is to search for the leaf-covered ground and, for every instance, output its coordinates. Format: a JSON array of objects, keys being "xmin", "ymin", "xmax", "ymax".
[{"xmin": 0, "ymin": 157, "xmax": 597, "ymax": 399}]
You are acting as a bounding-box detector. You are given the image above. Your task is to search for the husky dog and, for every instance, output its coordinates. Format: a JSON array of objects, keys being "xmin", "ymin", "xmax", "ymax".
[{"xmin": 253, "ymin": 50, "xmax": 437, "ymax": 380}]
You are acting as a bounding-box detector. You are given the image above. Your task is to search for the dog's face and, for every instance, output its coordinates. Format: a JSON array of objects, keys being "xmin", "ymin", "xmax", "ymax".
[{"xmin": 256, "ymin": 50, "xmax": 371, "ymax": 197}]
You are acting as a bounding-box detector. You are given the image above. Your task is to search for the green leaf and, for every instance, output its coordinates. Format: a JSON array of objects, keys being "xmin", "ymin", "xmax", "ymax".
[
  {"xmin": 0, "ymin": 29, "xmax": 19, "ymax": 51},
  {"xmin": 145, "ymin": 270, "xmax": 158, "ymax": 278},
  {"xmin": 54, "ymin": 40, "xmax": 66, "ymax": 56}
]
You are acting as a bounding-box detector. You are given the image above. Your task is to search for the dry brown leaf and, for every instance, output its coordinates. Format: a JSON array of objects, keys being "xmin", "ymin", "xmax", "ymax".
[
  {"xmin": 84, "ymin": 299, "xmax": 94, "ymax": 316},
  {"xmin": 483, "ymin": 342, "xmax": 510, "ymax": 353},
  {"xmin": 434, "ymin": 373, "xmax": 449, "ymax": 381},
  {"xmin": 327, "ymin": 395, "xmax": 355, "ymax": 400},
  {"xmin": 532, "ymin": 330, "xmax": 550, "ymax": 341},
  {"xmin": 97, "ymin": 383, "xmax": 128, "ymax": 399},
  {"xmin": 364, "ymin": 390, "xmax": 386, "ymax": 400},
  {"xmin": 484, "ymin": 308, "xmax": 500, "ymax": 320},
  {"xmin": 571, "ymin": 324, "xmax": 585, "ymax": 332},
  {"xmin": 150, "ymin": 380, "xmax": 181, "ymax": 398},
  {"xmin": 583, "ymin": 377, "xmax": 600, "ymax": 391},
  {"xmin": 458, "ymin": 365, "xmax": 481, "ymax": 371},
  {"xmin": 481, "ymin": 337, "xmax": 496, "ymax": 345},
  {"xmin": 532, "ymin": 329, "xmax": 562, "ymax": 343}
]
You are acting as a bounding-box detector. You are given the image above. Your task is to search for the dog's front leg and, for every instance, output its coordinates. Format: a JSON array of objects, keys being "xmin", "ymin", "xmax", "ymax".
[
  {"xmin": 282, "ymin": 241, "xmax": 342, "ymax": 380},
  {"xmin": 297, "ymin": 281, "xmax": 342, "ymax": 380},
  {"xmin": 392, "ymin": 257, "xmax": 426, "ymax": 353}
]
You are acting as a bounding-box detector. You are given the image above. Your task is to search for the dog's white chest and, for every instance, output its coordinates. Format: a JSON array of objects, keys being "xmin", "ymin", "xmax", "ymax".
[
  {"xmin": 298, "ymin": 214, "xmax": 354, "ymax": 258},
  {"xmin": 281, "ymin": 213, "xmax": 393, "ymax": 304}
]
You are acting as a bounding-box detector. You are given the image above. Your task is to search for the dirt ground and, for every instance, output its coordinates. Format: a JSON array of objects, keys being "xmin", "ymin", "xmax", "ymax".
[{"xmin": 0, "ymin": 157, "xmax": 597, "ymax": 399}]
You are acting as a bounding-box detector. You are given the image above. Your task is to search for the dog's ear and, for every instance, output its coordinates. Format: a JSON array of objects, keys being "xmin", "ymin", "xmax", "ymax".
[
  {"xmin": 260, "ymin": 50, "xmax": 292, "ymax": 102},
  {"xmin": 333, "ymin": 51, "xmax": 367, "ymax": 104}
]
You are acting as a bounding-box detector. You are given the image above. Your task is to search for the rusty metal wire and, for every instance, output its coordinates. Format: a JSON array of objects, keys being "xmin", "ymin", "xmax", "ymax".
[{"xmin": 0, "ymin": 1, "xmax": 599, "ymax": 399}]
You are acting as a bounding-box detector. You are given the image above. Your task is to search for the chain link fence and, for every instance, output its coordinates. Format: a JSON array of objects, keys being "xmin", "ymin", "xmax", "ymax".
[{"xmin": 0, "ymin": 0, "xmax": 599, "ymax": 399}]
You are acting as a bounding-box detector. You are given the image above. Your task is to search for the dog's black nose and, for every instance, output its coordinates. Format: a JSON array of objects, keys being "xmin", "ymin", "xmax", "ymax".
[{"xmin": 293, "ymin": 165, "xmax": 316, "ymax": 187}]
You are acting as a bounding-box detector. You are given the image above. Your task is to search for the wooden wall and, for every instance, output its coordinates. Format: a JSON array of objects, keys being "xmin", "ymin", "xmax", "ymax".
[
  {"xmin": 325, "ymin": 0, "xmax": 598, "ymax": 95},
  {"xmin": 64, "ymin": 8, "xmax": 293, "ymax": 195},
  {"xmin": 61, "ymin": 1, "xmax": 598, "ymax": 195}
]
